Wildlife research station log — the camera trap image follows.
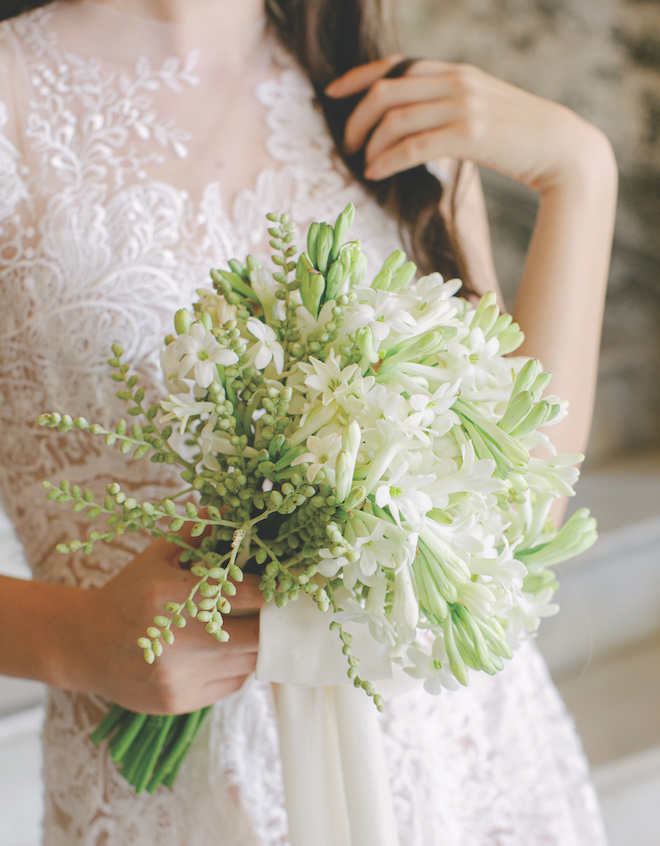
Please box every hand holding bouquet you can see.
[38,204,596,792]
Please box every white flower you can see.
[408,382,460,433]
[246,317,284,374]
[291,432,342,484]
[250,266,283,323]
[299,350,360,406]
[468,542,527,591]
[194,289,238,326]
[160,394,215,435]
[352,289,417,342]
[340,515,410,590]
[422,442,503,509]
[509,587,559,636]
[295,300,336,341]
[409,272,461,301]
[160,340,191,393]
[164,323,238,389]
[405,638,461,694]
[392,564,419,632]
[375,461,433,529]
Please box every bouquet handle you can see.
[273,683,400,846]
[258,597,402,846]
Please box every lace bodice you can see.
[0,6,607,845]
[0,1,399,586]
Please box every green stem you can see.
[146,714,195,794]
[108,712,148,764]
[89,703,126,745]
[120,716,163,786]
[161,707,212,788]
[133,715,175,794]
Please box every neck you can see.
[84,0,269,65]
[92,0,266,28]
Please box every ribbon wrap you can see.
[256,595,404,846]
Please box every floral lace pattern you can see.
[0,5,607,844]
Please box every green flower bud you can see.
[390,261,417,292]
[316,223,335,274]
[146,626,161,639]
[498,391,534,434]
[255,548,268,565]
[306,221,321,265]
[330,203,355,264]
[174,308,193,335]
[371,267,392,291]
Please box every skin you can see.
[0,11,617,714]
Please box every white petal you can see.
[253,343,273,370]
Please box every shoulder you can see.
[0,3,56,69]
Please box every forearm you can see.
[513,128,618,457]
[0,574,90,688]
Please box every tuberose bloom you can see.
[163,322,238,389]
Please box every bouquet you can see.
[38,204,597,794]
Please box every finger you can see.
[325,54,404,98]
[365,126,461,181]
[168,674,253,714]
[205,651,257,684]
[219,614,260,652]
[184,650,258,685]
[198,675,251,706]
[159,610,259,655]
[365,99,461,165]
[401,59,453,77]
[344,76,454,154]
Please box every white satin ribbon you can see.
[256,595,404,846]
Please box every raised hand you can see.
[326,55,612,193]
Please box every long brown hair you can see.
[266,0,471,290]
[3,0,471,290]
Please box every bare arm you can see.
[512,138,617,457]
[448,143,616,458]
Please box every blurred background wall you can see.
[401,0,660,461]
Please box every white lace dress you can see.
[0,4,608,844]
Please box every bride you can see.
[0,0,616,843]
